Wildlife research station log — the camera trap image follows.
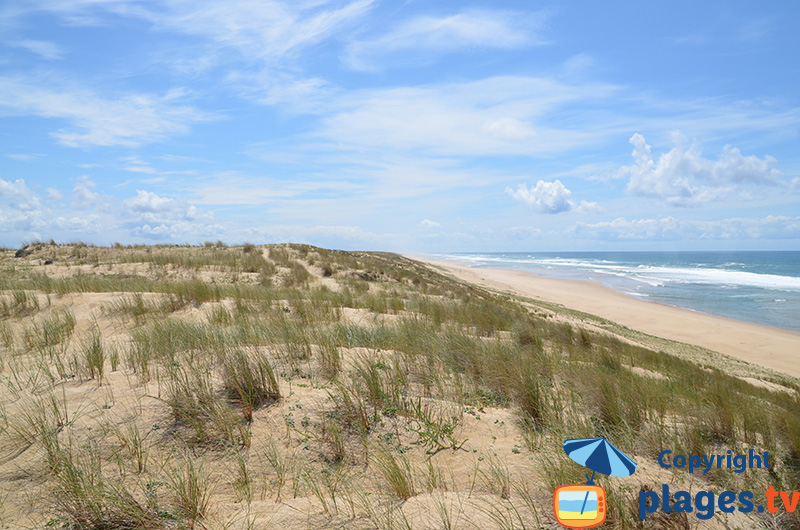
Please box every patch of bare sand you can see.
[412,256,800,380]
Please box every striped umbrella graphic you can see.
[563,437,637,514]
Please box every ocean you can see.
[432,251,800,332]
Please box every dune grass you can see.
[0,242,798,529]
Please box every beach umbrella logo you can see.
[553,437,637,529]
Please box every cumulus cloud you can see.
[507,180,573,213]
[0,176,225,245]
[0,178,40,210]
[0,178,102,238]
[71,177,110,210]
[124,190,178,213]
[506,180,597,214]
[124,190,213,224]
[45,187,63,201]
[129,220,226,240]
[623,133,782,206]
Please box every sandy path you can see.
[412,256,800,379]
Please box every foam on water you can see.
[432,251,800,331]
[629,266,800,290]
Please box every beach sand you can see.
[413,256,800,380]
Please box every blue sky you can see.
[1,0,799,251]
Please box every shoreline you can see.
[410,255,800,380]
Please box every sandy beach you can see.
[413,256,800,380]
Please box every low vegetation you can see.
[0,242,798,529]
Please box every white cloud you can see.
[0,178,40,210]
[419,219,440,228]
[124,190,212,223]
[129,220,226,240]
[45,187,63,201]
[0,179,93,237]
[0,76,215,147]
[506,180,578,214]
[575,200,601,214]
[124,190,177,213]
[0,177,223,244]
[482,117,536,141]
[122,157,158,174]
[141,177,166,184]
[623,133,782,206]
[3,0,373,58]
[504,226,543,239]
[8,39,63,59]
[571,215,800,241]
[3,1,377,112]
[6,153,39,161]
[571,216,680,240]
[240,224,388,248]
[86,0,371,107]
[71,177,109,210]
[321,77,618,157]
[150,0,374,64]
[343,9,544,71]
[0,0,140,28]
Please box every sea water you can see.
[557,490,598,518]
[432,251,800,332]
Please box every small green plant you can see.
[406,398,467,453]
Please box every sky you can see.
[1,0,799,252]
